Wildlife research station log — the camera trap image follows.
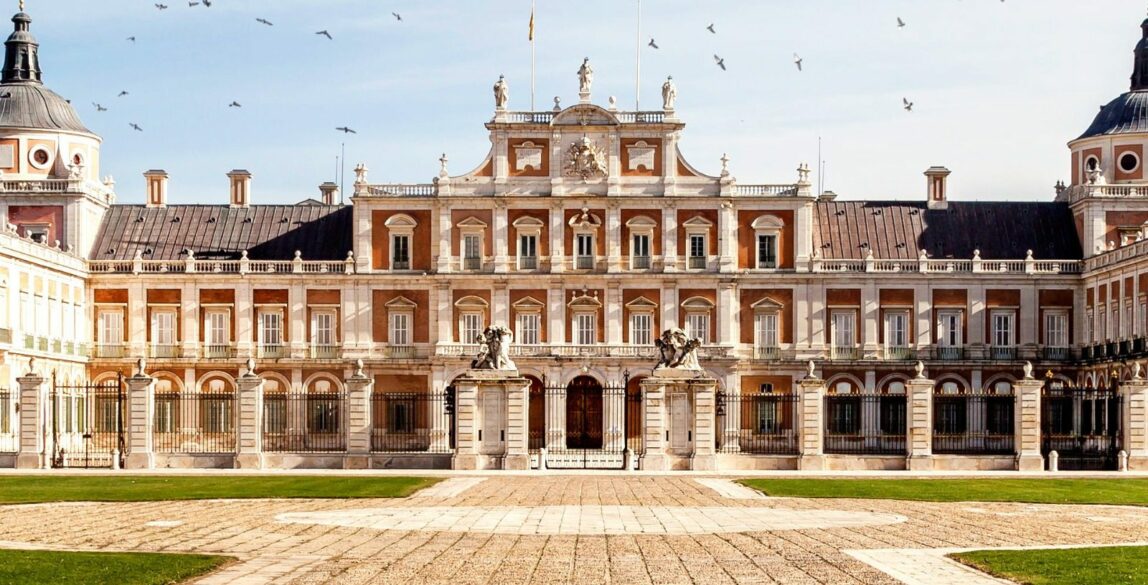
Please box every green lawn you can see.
[0,549,232,585]
[0,476,439,504]
[739,479,1148,506]
[951,546,1148,585]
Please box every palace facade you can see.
[1,8,1146,471]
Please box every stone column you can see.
[549,206,565,273]
[1120,377,1148,470]
[906,374,934,471]
[662,206,678,272]
[124,363,156,470]
[797,374,826,471]
[691,377,718,470]
[504,375,531,470]
[1014,374,1044,471]
[344,363,373,469]
[234,361,265,469]
[15,367,47,469]
[639,375,668,471]
[451,376,479,469]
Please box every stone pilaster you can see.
[639,377,668,470]
[451,377,479,469]
[124,371,156,470]
[906,377,934,471]
[15,372,47,469]
[1120,379,1148,470]
[691,378,718,470]
[1014,377,1044,471]
[797,376,825,471]
[504,376,531,470]
[234,368,265,469]
[343,369,373,469]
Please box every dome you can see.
[0,82,91,134]
[1076,91,1148,141]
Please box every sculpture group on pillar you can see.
[471,325,517,371]
[654,327,702,371]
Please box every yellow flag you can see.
[528,7,535,41]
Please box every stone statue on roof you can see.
[662,76,676,110]
[577,57,593,96]
[493,75,508,110]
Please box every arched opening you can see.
[526,375,545,450]
[566,375,603,449]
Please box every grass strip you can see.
[951,546,1148,585]
[739,478,1148,506]
[0,549,232,585]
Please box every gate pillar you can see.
[1014,372,1044,471]
[15,362,47,469]
[906,373,935,471]
[452,369,530,470]
[344,361,373,470]
[797,373,826,471]
[234,360,265,469]
[1120,377,1148,470]
[691,378,718,471]
[638,376,668,471]
[124,360,156,470]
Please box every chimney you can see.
[228,170,252,208]
[319,182,339,206]
[144,169,168,208]
[925,166,951,210]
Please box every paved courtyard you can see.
[1,476,1147,584]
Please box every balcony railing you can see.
[149,344,181,359]
[93,343,126,358]
[754,346,780,361]
[203,344,236,359]
[1042,346,1071,361]
[936,346,965,361]
[258,344,288,359]
[311,344,340,359]
[687,256,706,270]
[385,345,421,359]
[575,256,594,270]
[989,346,1017,360]
[463,257,482,271]
[830,346,860,361]
[392,260,410,270]
[631,256,651,270]
[884,346,914,361]
[519,256,538,270]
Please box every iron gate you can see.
[542,376,632,469]
[1041,384,1123,471]
[51,375,125,469]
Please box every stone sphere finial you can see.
[914,361,926,379]
[136,358,147,377]
[245,357,257,377]
[354,358,365,378]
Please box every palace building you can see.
[0,8,1146,471]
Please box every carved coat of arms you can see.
[564,137,607,179]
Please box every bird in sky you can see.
[117,91,129,97]
[229,101,241,108]
[154,3,167,9]
[203,0,212,6]
[392,12,402,21]
[335,126,357,134]
[189,1,199,6]
[897,17,906,29]
[126,36,136,43]
[316,30,333,40]
[256,18,273,26]
[903,97,914,112]
[793,53,803,71]
[130,123,143,132]
[713,54,726,71]
[92,102,107,112]
[648,38,658,49]
[706,23,716,34]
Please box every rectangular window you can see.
[1044,311,1068,348]
[1140,299,1147,337]
[1124,303,1133,339]
[991,311,1015,347]
[519,234,537,270]
[685,313,710,342]
[756,313,779,348]
[461,313,482,344]
[631,313,652,346]
[632,234,651,269]
[1098,307,1107,341]
[574,313,596,345]
[463,234,481,270]
[517,313,540,345]
[884,311,908,347]
[205,310,229,346]
[831,311,855,349]
[312,311,335,346]
[756,234,777,269]
[1087,311,1095,343]
[688,234,706,269]
[258,311,283,358]
[1110,306,1118,340]
[97,310,123,344]
[936,310,962,346]
[576,234,594,269]
[151,310,175,346]
[389,312,409,346]
[391,235,410,270]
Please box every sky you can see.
[18,0,1148,205]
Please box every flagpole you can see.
[635,0,642,110]
[530,0,536,111]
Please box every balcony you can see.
[0,328,9,344]
[311,344,341,359]
[631,255,651,270]
[392,260,410,271]
[203,344,236,359]
[754,346,780,361]
[149,344,181,359]
[830,346,860,361]
[93,344,126,359]
[258,344,288,359]
[463,257,482,271]
[936,346,965,361]
[575,256,594,270]
[518,256,538,270]
[1042,346,1071,361]
[687,256,706,270]
[883,346,914,361]
[989,346,1017,361]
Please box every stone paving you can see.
[0,475,1145,584]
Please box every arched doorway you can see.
[566,376,603,449]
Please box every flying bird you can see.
[903,97,914,112]
[189,1,199,6]
[793,53,803,71]
[92,102,107,112]
[392,12,402,21]
[897,17,906,28]
[706,23,716,34]
[229,101,241,108]
[648,38,658,49]
[126,36,136,43]
[335,126,357,134]
[117,91,129,97]
[203,0,212,6]
[154,3,167,9]
[315,30,333,40]
[255,18,273,26]
[713,54,726,71]
[129,123,143,132]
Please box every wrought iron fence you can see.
[932,392,1015,455]
[824,394,906,455]
[370,392,452,452]
[718,392,799,455]
[262,392,347,452]
[51,377,125,469]
[153,392,237,453]
[0,388,14,452]
[1041,385,1123,470]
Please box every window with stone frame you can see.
[751,215,784,270]
[454,295,488,344]
[1043,310,1069,348]
[682,216,712,271]
[681,296,715,342]
[568,290,602,345]
[257,308,285,357]
[626,215,657,271]
[149,307,178,357]
[96,307,124,356]
[512,296,545,346]
[457,216,488,271]
[567,208,602,271]
[512,216,544,271]
[625,296,658,346]
[990,310,1015,347]
[384,214,417,271]
[384,296,416,347]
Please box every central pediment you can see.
[551,104,620,127]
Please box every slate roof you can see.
[90,204,353,261]
[813,201,1083,260]
[0,83,91,134]
[1077,91,1148,140]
